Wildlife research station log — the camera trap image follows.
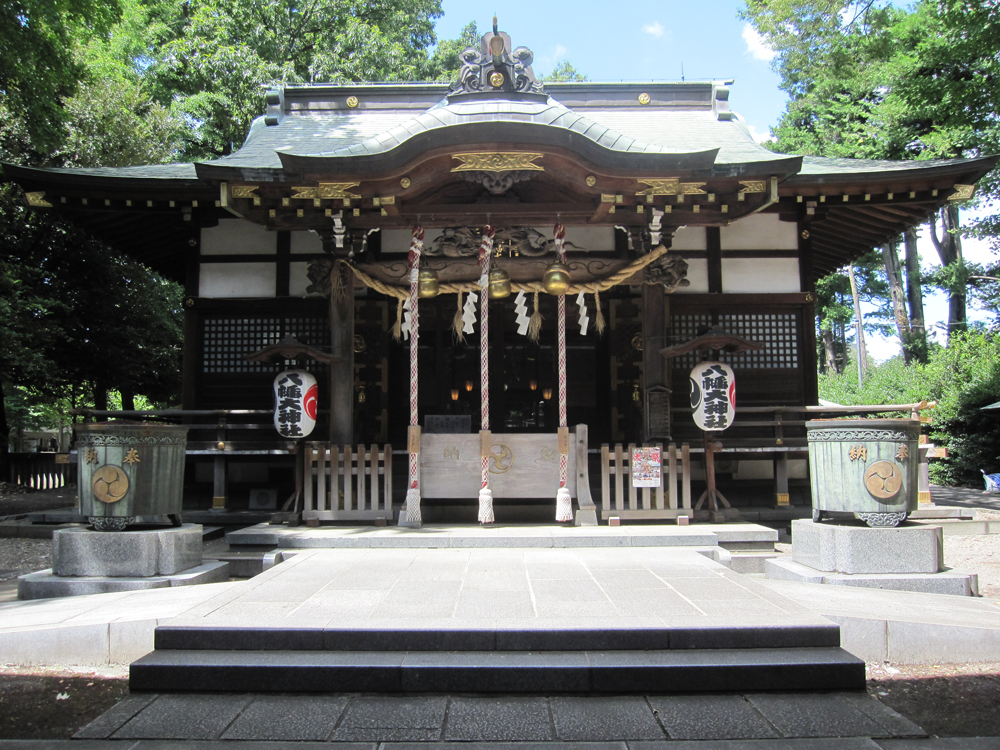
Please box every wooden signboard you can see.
[421,432,576,498]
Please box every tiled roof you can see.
[796,155,980,175]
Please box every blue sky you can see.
[433,1,785,141]
[432,2,995,359]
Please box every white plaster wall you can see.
[199,263,276,297]
[290,261,324,297]
[673,258,709,293]
[722,258,800,293]
[291,230,323,255]
[790,459,807,479]
[670,226,707,250]
[720,213,798,250]
[201,220,275,255]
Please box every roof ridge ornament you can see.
[449,17,544,97]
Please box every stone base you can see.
[53,524,203,577]
[574,508,598,527]
[17,561,230,600]
[792,519,942,575]
[765,557,978,597]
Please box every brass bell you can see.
[417,268,440,298]
[488,266,512,299]
[542,260,571,295]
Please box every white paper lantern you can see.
[273,370,318,438]
[690,361,736,432]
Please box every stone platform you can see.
[132,544,864,694]
[765,519,979,596]
[18,524,230,600]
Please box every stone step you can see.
[728,551,781,575]
[130,646,865,694]
[153,621,841,653]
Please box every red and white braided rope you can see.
[479,226,494,490]
[554,224,569,489]
[408,226,423,496]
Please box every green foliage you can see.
[539,61,588,82]
[424,21,480,81]
[0,0,124,158]
[818,331,1000,487]
[143,0,445,158]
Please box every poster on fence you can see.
[631,446,662,488]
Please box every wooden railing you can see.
[302,443,393,522]
[600,443,692,520]
[7,453,75,490]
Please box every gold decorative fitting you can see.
[126,200,132,206]
[25,192,52,207]
[721,205,728,213]
[296,209,304,218]
[400,177,411,189]
[631,333,643,351]
[707,193,715,202]
[865,194,871,201]
[842,195,850,202]
[381,208,388,216]
[292,183,362,200]
[635,179,679,196]
[104,199,110,207]
[776,493,790,505]
[92,465,129,504]
[681,183,707,194]
[638,93,651,105]
[353,334,367,353]
[805,292,815,302]
[253,197,261,206]
[268,209,276,218]
[372,197,380,206]
[887,192,894,200]
[614,194,623,204]
[146,200,153,207]
[801,230,810,240]
[282,197,290,206]
[739,180,767,194]
[343,199,351,207]
[864,461,904,499]
[325,209,332,217]
[585,175,597,187]
[819,195,826,203]
[489,71,505,88]
[692,205,700,213]
[601,194,615,203]
[184,298,195,308]
[346,96,359,108]
[417,268,440,298]
[451,152,544,173]
[608,206,616,213]
[637,205,644,214]
[192,200,199,208]
[353,208,360,216]
[313,199,321,208]
[949,184,975,201]
[381,196,396,205]
[81,198,88,205]
[488,266,512,299]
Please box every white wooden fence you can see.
[302,443,393,522]
[600,443,691,520]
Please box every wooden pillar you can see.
[329,265,355,446]
[642,284,667,391]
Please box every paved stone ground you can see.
[72,690,923,743]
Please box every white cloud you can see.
[553,43,567,60]
[747,124,775,144]
[742,23,776,61]
[642,21,665,38]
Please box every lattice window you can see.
[202,315,330,374]
[668,312,799,370]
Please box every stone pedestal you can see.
[765,519,978,596]
[18,524,228,600]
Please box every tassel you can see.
[404,487,422,525]
[392,298,404,341]
[478,487,494,524]
[527,291,543,343]
[556,487,573,522]
[594,290,606,335]
[453,291,465,343]
[329,262,345,302]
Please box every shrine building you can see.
[5,22,996,524]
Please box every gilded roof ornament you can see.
[449,18,544,97]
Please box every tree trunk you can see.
[882,240,912,363]
[92,381,109,413]
[120,388,135,413]
[904,227,928,363]
[822,327,840,374]
[0,381,9,481]
[930,204,966,341]
[848,264,868,385]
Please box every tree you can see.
[540,61,588,82]
[143,0,445,158]
[424,21,480,81]
[0,0,123,159]
[743,0,1000,338]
